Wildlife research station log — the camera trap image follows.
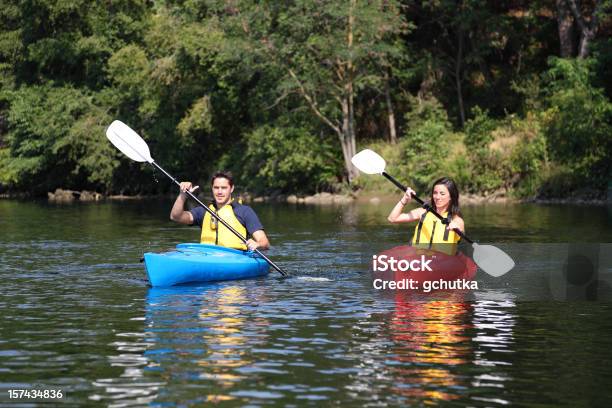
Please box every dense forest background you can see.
[0,0,610,199]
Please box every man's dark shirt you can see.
[190,202,264,235]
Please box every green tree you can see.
[542,57,611,188]
[0,84,116,192]
[224,124,340,194]
[0,0,149,194]
[406,0,557,125]
[399,96,453,191]
[13,0,148,87]
[206,0,407,182]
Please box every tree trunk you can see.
[556,0,576,57]
[278,0,363,183]
[287,65,358,183]
[341,94,358,182]
[418,60,435,100]
[340,97,357,182]
[578,32,594,58]
[455,31,466,127]
[566,0,600,58]
[347,94,357,181]
[384,68,397,144]
[343,0,358,182]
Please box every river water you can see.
[1,199,612,407]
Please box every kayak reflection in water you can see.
[389,291,473,402]
[170,171,270,251]
[387,177,464,256]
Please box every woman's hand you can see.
[446,219,463,233]
[400,188,416,206]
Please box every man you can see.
[170,171,270,251]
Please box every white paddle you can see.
[106,120,288,277]
[351,149,515,277]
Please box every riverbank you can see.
[8,188,602,206]
[243,189,612,206]
[2,187,610,205]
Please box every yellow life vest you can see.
[411,210,460,255]
[200,202,247,250]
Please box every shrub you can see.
[397,97,455,191]
[456,107,506,194]
[541,58,612,191]
[0,84,117,193]
[507,115,548,197]
[222,125,341,194]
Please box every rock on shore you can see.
[48,189,103,202]
[246,192,355,205]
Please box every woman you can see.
[387,177,464,255]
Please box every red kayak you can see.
[372,245,477,292]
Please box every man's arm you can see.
[239,205,269,250]
[170,182,198,225]
[248,230,270,251]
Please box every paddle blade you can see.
[472,244,515,277]
[106,120,153,163]
[351,149,386,175]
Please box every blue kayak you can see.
[143,243,270,287]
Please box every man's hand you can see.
[246,239,260,251]
[170,181,197,225]
[179,181,199,195]
[247,231,270,251]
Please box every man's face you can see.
[211,177,234,206]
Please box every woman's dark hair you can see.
[430,177,461,218]
[210,171,234,186]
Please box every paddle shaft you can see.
[151,161,288,276]
[382,171,474,244]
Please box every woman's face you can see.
[432,184,451,211]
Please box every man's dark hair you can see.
[210,171,234,186]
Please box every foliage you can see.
[203,0,408,181]
[464,107,497,149]
[0,1,611,199]
[459,107,506,193]
[221,124,341,194]
[397,97,453,192]
[447,113,547,198]
[541,57,612,190]
[508,116,548,197]
[0,84,118,192]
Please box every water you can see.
[1,199,612,406]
